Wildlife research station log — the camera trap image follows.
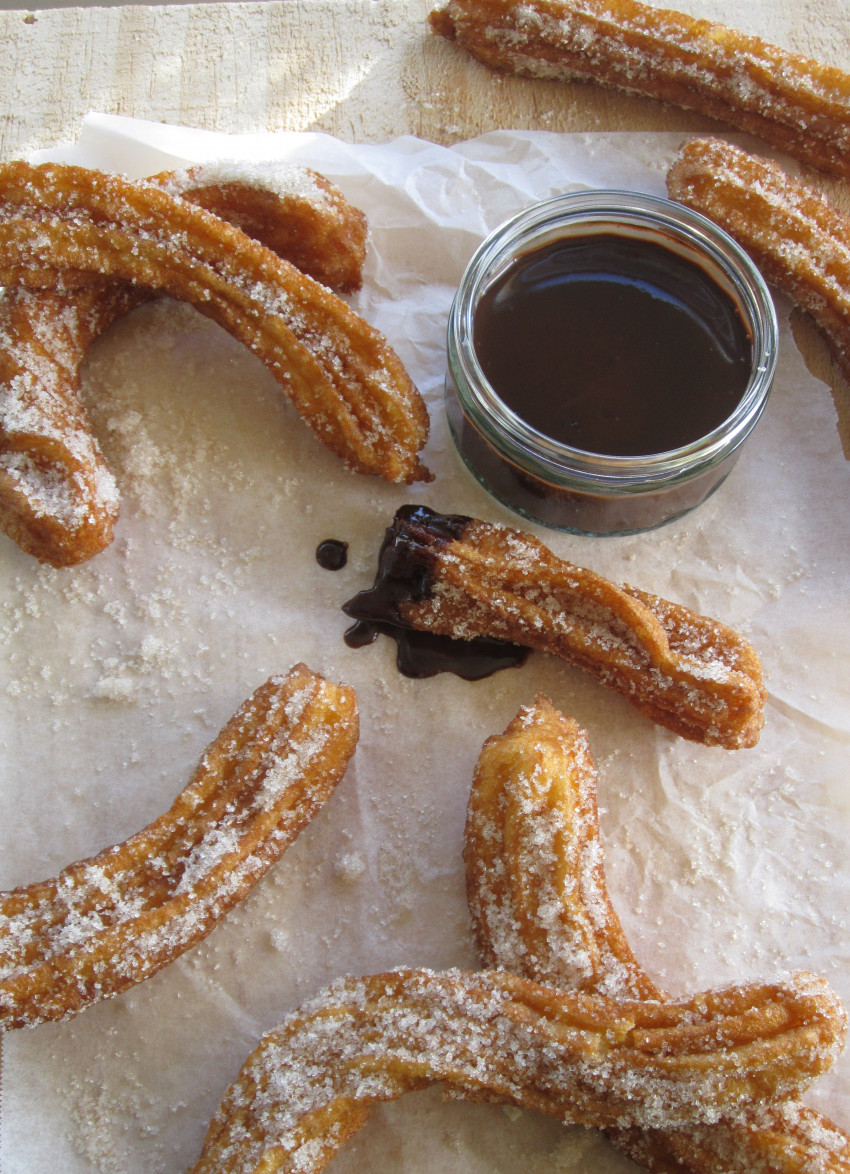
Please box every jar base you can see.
[447,405,735,536]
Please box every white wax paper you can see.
[0,113,848,1172]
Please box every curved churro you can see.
[429,0,850,179]
[0,161,430,502]
[467,696,850,1173]
[0,281,139,565]
[667,136,850,391]
[0,664,358,1029]
[466,694,664,1001]
[0,160,376,566]
[191,965,844,1174]
[343,505,766,749]
[155,162,368,294]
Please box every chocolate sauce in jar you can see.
[472,233,753,457]
[342,505,528,681]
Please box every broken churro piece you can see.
[466,695,850,1173]
[0,664,358,1029]
[343,506,766,749]
[668,136,850,394]
[429,0,850,178]
[191,965,845,1173]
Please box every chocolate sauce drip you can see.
[316,539,349,571]
[342,505,528,681]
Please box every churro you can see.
[465,694,664,1001]
[429,0,850,178]
[668,136,850,390]
[0,281,139,565]
[467,696,850,1173]
[0,161,430,554]
[191,965,844,1173]
[343,505,766,749]
[154,162,368,294]
[0,664,358,1029]
[0,160,378,566]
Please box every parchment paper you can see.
[0,114,848,1173]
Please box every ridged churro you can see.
[429,0,850,178]
[0,664,358,1029]
[0,280,139,565]
[343,506,766,749]
[466,695,665,1001]
[0,161,429,563]
[0,160,378,566]
[191,965,844,1174]
[667,136,850,391]
[466,696,850,1173]
[154,161,368,294]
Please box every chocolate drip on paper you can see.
[342,505,527,680]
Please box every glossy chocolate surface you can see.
[473,233,752,457]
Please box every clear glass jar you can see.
[445,190,778,535]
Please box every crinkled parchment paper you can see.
[0,114,848,1173]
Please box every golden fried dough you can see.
[0,159,394,566]
[430,0,850,178]
[668,136,850,392]
[343,506,766,748]
[0,281,141,565]
[155,162,368,294]
[466,694,664,1001]
[0,162,430,555]
[467,696,850,1174]
[191,965,844,1173]
[0,664,358,1029]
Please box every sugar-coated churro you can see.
[343,505,766,749]
[0,161,429,566]
[466,695,850,1173]
[668,136,850,393]
[430,0,850,178]
[154,161,368,294]
[0,664,358,1029]
[0,160,379,566]
[466,694,665,1001]
[0,281,139,565]
[191,964,844,1174]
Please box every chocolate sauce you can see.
[473,233,752,457]
[316,539,349,571]
[342,505,528,681]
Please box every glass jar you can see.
[445,190,778,535]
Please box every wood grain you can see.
[3,0,850,160]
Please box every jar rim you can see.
[447,189,778,495]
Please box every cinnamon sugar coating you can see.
[0,162,374,567]
[0,161,430,566]
[154,162,368,295]
[358,507,765,748]
[0,664,358,1029]
[466,694,665,1001]
[466,696,850,1173]
[430,0,850,178]
[0,281,140,565]
[191,965,844,1173]
[668,136,850,393]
